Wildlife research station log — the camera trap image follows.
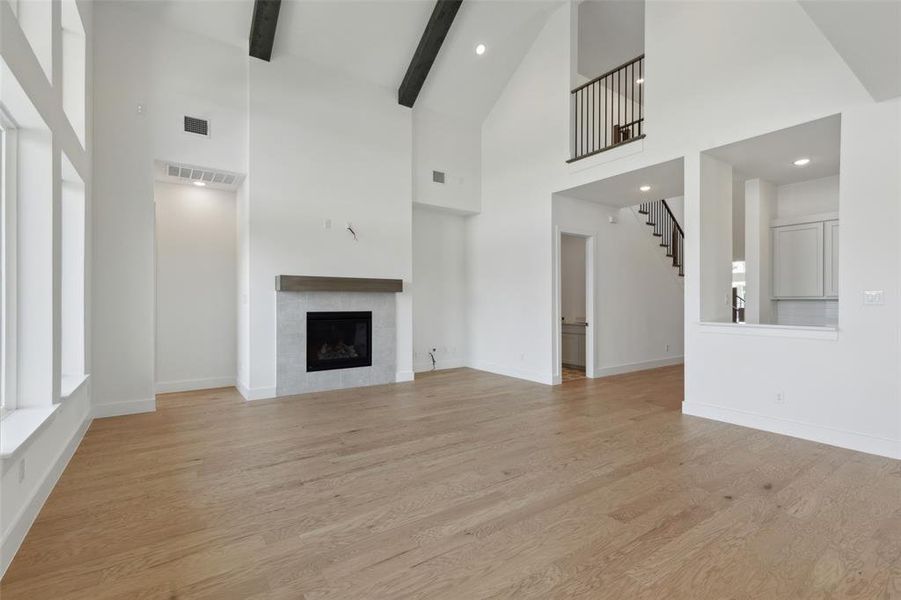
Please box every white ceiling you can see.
[558,158,684,208]
[800,0,901,102]
[125,0,254,49]
[705,115,841,186]
[133,0,559,124]
[417,1,560,121]
[273,1,434,90]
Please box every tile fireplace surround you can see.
[275,276,402,396]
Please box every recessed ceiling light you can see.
[192,181,207,187]
[475,43,486,56]
[793,158,811,167]
[639,185,651,192]
[636,77,645,84]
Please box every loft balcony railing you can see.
[568,54,644,163]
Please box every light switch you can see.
[863,290,884,305]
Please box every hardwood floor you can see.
[561,365,586,382]
[2,366,900,599]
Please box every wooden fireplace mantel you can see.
[275,275,403,293]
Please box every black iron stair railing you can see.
[568,55,645,163]
[638,199,684,277]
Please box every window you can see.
[61,0,86,146]
[0,109,18,419]
[61,154,85,386]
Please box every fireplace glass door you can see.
[306,311,372,372]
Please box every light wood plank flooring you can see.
[2,366,900,599]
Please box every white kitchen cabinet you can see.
[824,220,839,298]
[772,222,824,298]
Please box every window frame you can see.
[1,106,19,420]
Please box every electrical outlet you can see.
[18,459,25,483]
[665,343,670,352]
[863,290,884,305]
[323,219,332,229]
[775,392,785,405]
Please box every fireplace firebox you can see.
[306,311,372,372]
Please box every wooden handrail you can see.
[571,54,645,94]
[661,199,683,237]
[638,199,684,278]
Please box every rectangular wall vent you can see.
[165,162,242,189]
[432,170,445,184]
[183,116,209,137]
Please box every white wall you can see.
[776,174,839,218]
[686,99,901,459]
[577,0,644,80]
[639,1,900,458]
[242,52,413,398]
[412,206,467,372]
[560,234,586,322]
[470,0,899,458]
[732,176,745,260]
[92,1,247,414]
[699,154,733,322]
[236,176,250,394]
[744,178,775,324]
[154,182,236,393]
[468,3,572,384]
[555,195,683,376]
[412,106,480,215]
[92,2,420,404]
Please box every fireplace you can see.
[306,311,372,372]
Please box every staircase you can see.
[638,200,684,277]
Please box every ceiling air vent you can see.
[164,162,242,189]
[432,170,445,184]
[183,115,209,137]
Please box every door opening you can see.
[560,234,589,382]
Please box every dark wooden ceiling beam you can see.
[249,0,282,62]
[398,0,463,108]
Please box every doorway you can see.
[559,233,592,382]
[154,180,238,394]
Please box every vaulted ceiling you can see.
[134,0,559,124]
[800,0,901,102]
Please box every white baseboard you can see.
[591,356,684,378]
[1,411,92,578]
[469,361,554,385]
[395,370,415,383]
[413,358,467,373]
[92,398,156,419]
[236,380,276,401]
[155,377,235,394]
[682,401,901,460]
